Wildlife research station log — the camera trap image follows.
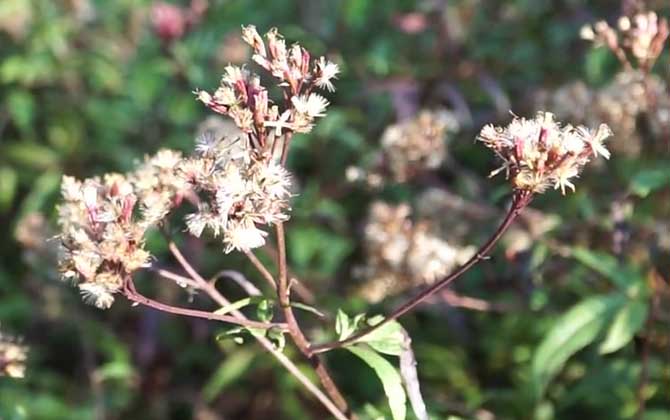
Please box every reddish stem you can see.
[274,222,352,416]
[309,191,532,355]
[122,278,286,331]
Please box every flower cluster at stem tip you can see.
[478,111,612,194]
[196,25,339,153]
[56,26,338,309]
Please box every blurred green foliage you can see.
[1,0,669,419]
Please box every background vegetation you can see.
[0,0,668,419]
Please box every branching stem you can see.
[122,278,285,331]
[274,222,352,416]
[164,242,350,420]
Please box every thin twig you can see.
[123,278,285,331]
[310,191,532,355]
[210,269,262,297]
[167,242,349,420]
[151,267,200,289]
[281,131,293,166]
[244,250,278,290]
[436,289,514,313]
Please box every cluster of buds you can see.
[478,112,612,194]
[197,26,339,155]
[181,132,292,253]
[581,11,669,71]
[0,332,27,378]
[355,202,473,303]
[57,175,152,309]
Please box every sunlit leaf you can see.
[357,315,407,356]
[256,298,274,322]
[348,345,407,420]
[532,293,625,399]
[7,90,34,132]
[630,167,670,198]
[213,297,252,316]
[203,349,256,402]
[0,166,18,212]
[599,299,648,354]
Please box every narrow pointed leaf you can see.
[599,299,648,354]
[532,293,625,399]
[348,345,407,420]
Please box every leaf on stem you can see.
[347,345,407,420]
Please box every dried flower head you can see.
[180,134,292,253]
[131,149,190,226]
[0,332,27,378]
[478,112,612,194]
[535,70,669,157]
[57,175,152,309]
[355,201,473,303]
[581,11,669,70]
[355,109,459,186]
[197,26,339,154]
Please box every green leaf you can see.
[531,293,625,399]
[203,349,256,402]
[7,90,35,132]
[358,315,407,356]
[335,310,366,341]
[18,170,61,218]
[213,297,253,316]
[256,298,274,323]
[5,142,60,169]
[571,247,640,290]
[0,166,18,212]
[266,327,286,352]
[287,225,353,276]
[599,299,648,354]
[348,345,407,420]
[335,309,351,339]
[630,167,670,197]
[643,410,670,420]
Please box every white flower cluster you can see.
[478,112,611,194]
[57,175,152,309]
[181,133,292,253]
[197,26,339,153]
[56,27,334,310]
[131,149,189,226]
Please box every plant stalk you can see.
[310,191,532,355]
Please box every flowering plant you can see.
[53,26,613,419]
